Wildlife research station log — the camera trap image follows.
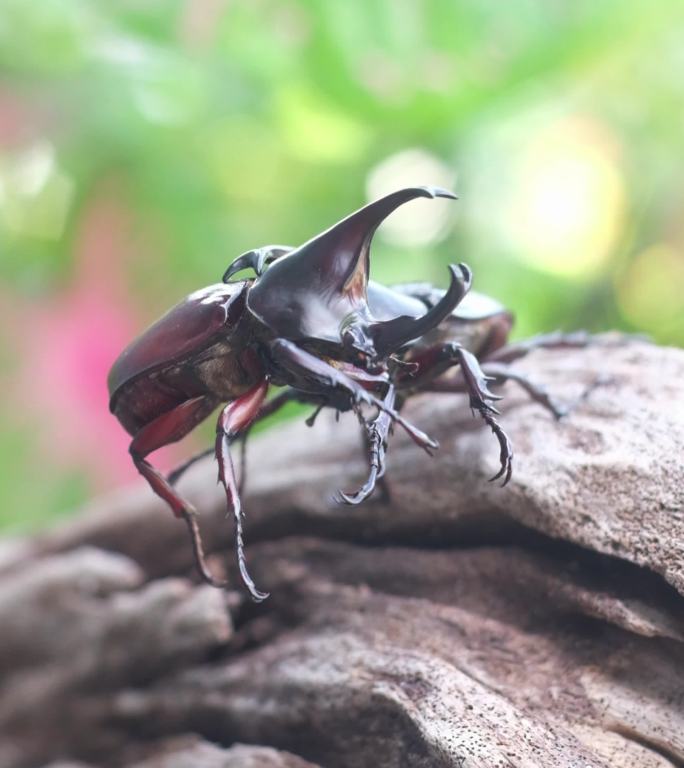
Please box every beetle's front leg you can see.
[399,342,513,485]
[269,338,437,454]
[215,380,270,602]
[335,385,395,505]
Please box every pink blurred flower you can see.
[10,190,185,490]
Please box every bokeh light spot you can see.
[616,242,684,340]
[366,148,456,246]
[0,141,74,240]
[279,85,369,163]
[505,117,625,279]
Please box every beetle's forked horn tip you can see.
[223,251,257,283]
[421,185,458,201]
[451,262,472,289]
[223,245,292,283]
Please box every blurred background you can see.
[1,0,683,532]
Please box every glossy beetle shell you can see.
[108,282,248,409]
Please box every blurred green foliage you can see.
[0,0,683,530]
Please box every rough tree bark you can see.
[0,340,682,768]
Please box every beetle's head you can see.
[339,313,382,371]
[239,186,465,366]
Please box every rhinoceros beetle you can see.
[109,186,586,601]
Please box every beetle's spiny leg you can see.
[416,344,514,483]
[484,330,594,365]
[270,338,438,454]
[336,387,394,506]
[482,364,610,421]
[335,426,386,505]
[478,408,513,486]
[456,345,503,404]
[181,508,228,589]
[214,433,268,602]
[481,363,567,420]
[237,429,250,497]
[127,397,232,588]
[168,447,215,486]
[215,382,270,603]
[170,388,311,490]
[233,497,266,603]
[134,454,228,588]
[455,347,513,484]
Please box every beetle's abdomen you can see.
[111,345,263,437]
[112,382,179,436]
[110,368,207,436]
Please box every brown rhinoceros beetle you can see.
[109,186,584,600]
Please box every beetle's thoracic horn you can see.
[369,263,472,356]
[310,185,457,301]
[245,186,457,343]
[223,245,293,283]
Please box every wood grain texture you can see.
[1,340,682,768]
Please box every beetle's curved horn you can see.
[308,185,457,301]
[246,187,457,343]
[369,263,472,356]
[223,245,293,283]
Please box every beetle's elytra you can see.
[108,186,578,600]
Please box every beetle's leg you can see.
[269,338,437,454]
[215,380,270,602]
[168,447,214,486]
[168,386,323,489]
[430,362,567,420]
[481,362,608,420]
[128,396,226,588]
[480,363,568,419]
[399,342,513,485]
[484,331,593,365]
[235,387,329,495]
[335,385,395,505]
[236,431,249,498]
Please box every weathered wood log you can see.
[0,340,682,768]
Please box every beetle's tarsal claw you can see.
[335,454,382,505]
[480,409,513,486]
[182,509,229,589]
[336,489,366,506]
[235,522,269,602]
[334,490,359,506]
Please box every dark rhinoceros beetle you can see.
[109,186,583,600]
